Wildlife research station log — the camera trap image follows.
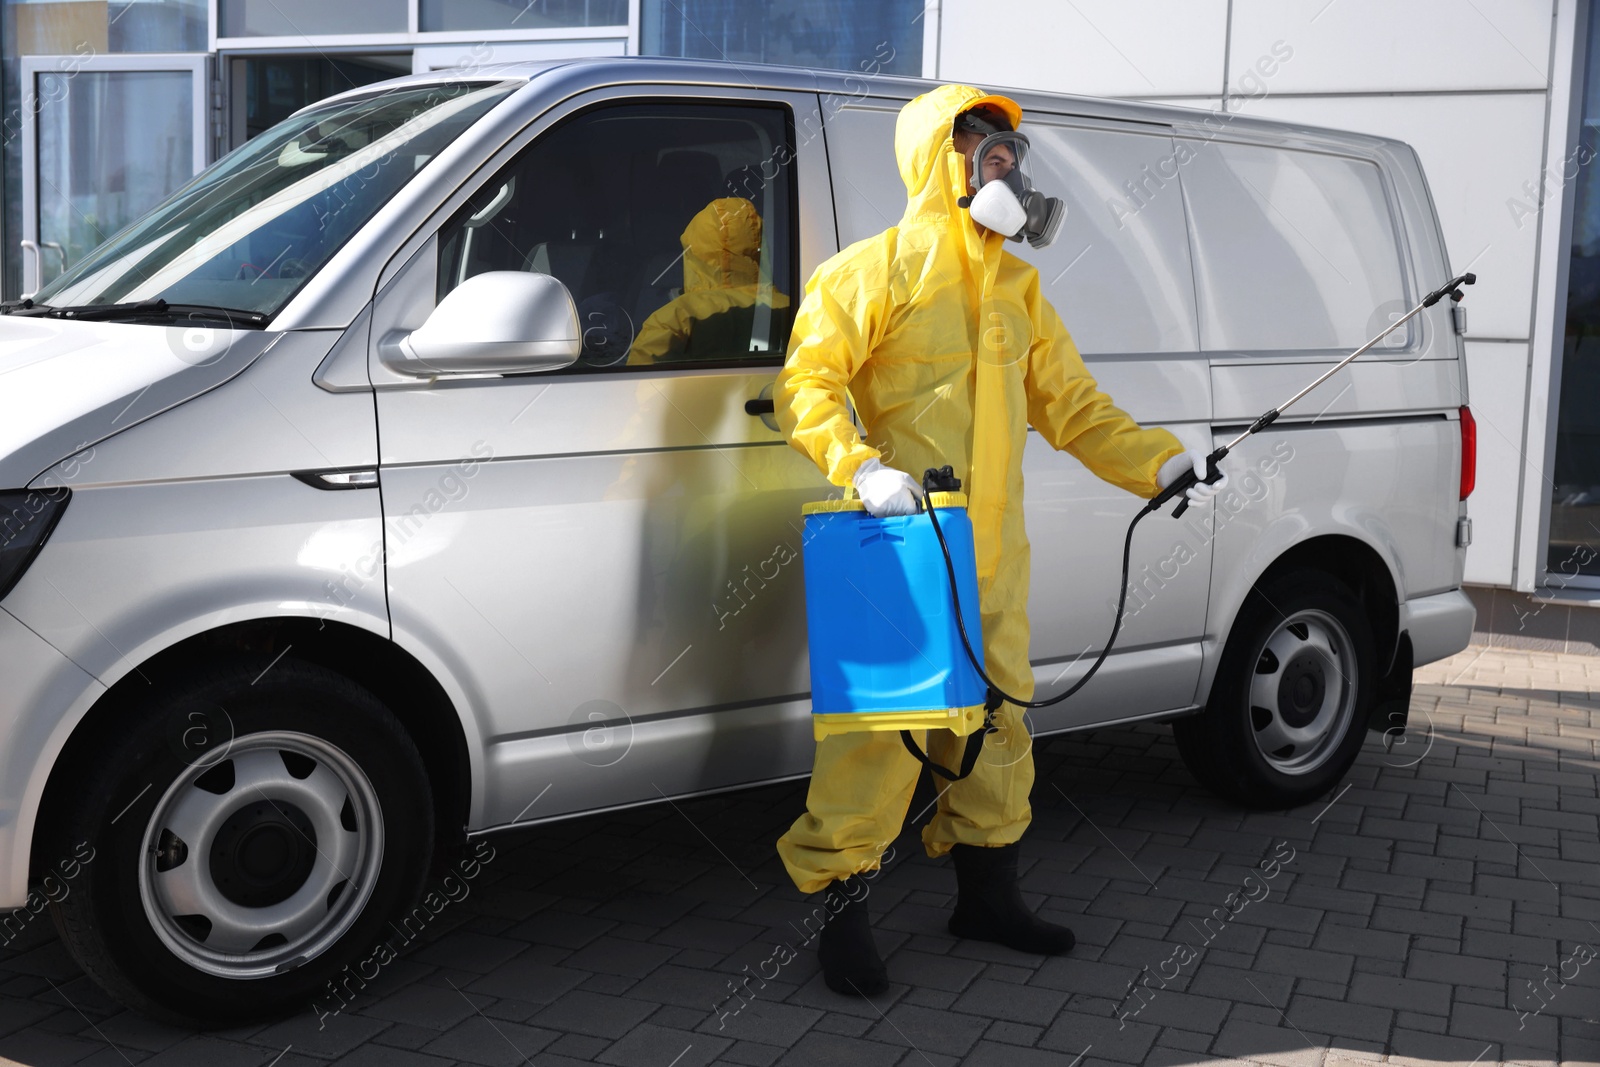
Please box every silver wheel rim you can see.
[1246,608,1358,776]
[137,731,384,979]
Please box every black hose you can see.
[924,487,1163,709]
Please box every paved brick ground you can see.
[0,643,1595,1067]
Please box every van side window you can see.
[436,101,796,372]
[826,106,1200,355]
[1179,142,1408,352]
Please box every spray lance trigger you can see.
[1148,445,1231,519]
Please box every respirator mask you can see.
[954,109,1066,249]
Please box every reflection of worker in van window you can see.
[772,85,1229,997]
[626,197,790,365]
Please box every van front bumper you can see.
[0,606,102,909]
[1403,588,1477,667]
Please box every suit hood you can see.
[894,84,1023,226]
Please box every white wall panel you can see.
[1229,0,1553,94]
[1231,92,1547,341]
[1463,340,1531,586]
[938,0,1227,98]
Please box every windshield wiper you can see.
[36,298,268,327]
[0,298,54,316]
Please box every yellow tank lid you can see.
[801,491,967,515]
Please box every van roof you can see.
[305,55,1406,158]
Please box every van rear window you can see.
[1180,142,1409,353]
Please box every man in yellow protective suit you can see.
[773,84,1228,996]
[626,196,790,365]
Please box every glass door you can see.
[1549,11,1600,585]
[19,53,209,296]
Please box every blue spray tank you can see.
[800,484,988,743]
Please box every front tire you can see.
[46,658,433,1025]
[1175,573,1376,808]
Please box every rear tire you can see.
[45,657,433,1026]
[1175,572,1376,809]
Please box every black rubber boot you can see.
[816,875,888,996]
[947,843,1075,955]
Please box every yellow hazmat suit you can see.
[774,84,1185,894]
[628,197,790,365]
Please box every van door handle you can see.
[744,398,775,416]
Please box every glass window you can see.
[827,106,1199,355]
[421,0,626,32]
[9,0,206,52]
[220,0,407,37]
[437,101,796,373]
[234,55,412,144]
[641,0,922,77]
[34,81,517,318]
[1548,9,1600,578]
[35,70,195,291]
[1181,142,1408,352]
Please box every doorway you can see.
[18,53,209,296]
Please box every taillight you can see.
[1459,405,1476,500]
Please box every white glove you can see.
[853,457,923,517]
[1157,448,1230,505]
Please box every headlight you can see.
[0,488,71,602]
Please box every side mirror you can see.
[379,270,580,377]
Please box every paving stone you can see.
[1255,944,1354,985]
[1448,1001,1559,1053]
[813,1013,873,1037]
[654,916,766,955]
[418,1016,561,1066]
[863,1002,987,1057]
[1389,1028,1500,1067]
[1211,1018,1330,1067]
[1190,963,1293,1008]
[1348,973,1452,1017]
[562,935,677,979]
[250,1009,390,1059]
[899,987,963,1017]
[773,1030,905,1065]
[1038,1008,1161,1062]
[1341,869,1427,899]
[881,948,984,993]
[1288,995,1392,1042]
[1031,956,1144,998]
[1406,949,1506,990]
[1299,979,1349,1000]
[1312,924,1409,962]
[1122,989,1232,1032]
[971,1042,1115,1066]
[506,909,617,949]
[464,952,589,1004]
[360,980,483,1031]
[410,931,527,975]
[721,1039,786,1066]
[950,977,1068,1027]
[694,997,820,1047]
[986,1020,1046,1046]
[371,1021,440,1050]
[530,990,657,1039]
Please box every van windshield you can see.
[31,80,517,321]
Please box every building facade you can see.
[0,0,1592,617]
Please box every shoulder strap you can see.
[898,690,1002,782]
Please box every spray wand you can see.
[922,272,1476,717]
